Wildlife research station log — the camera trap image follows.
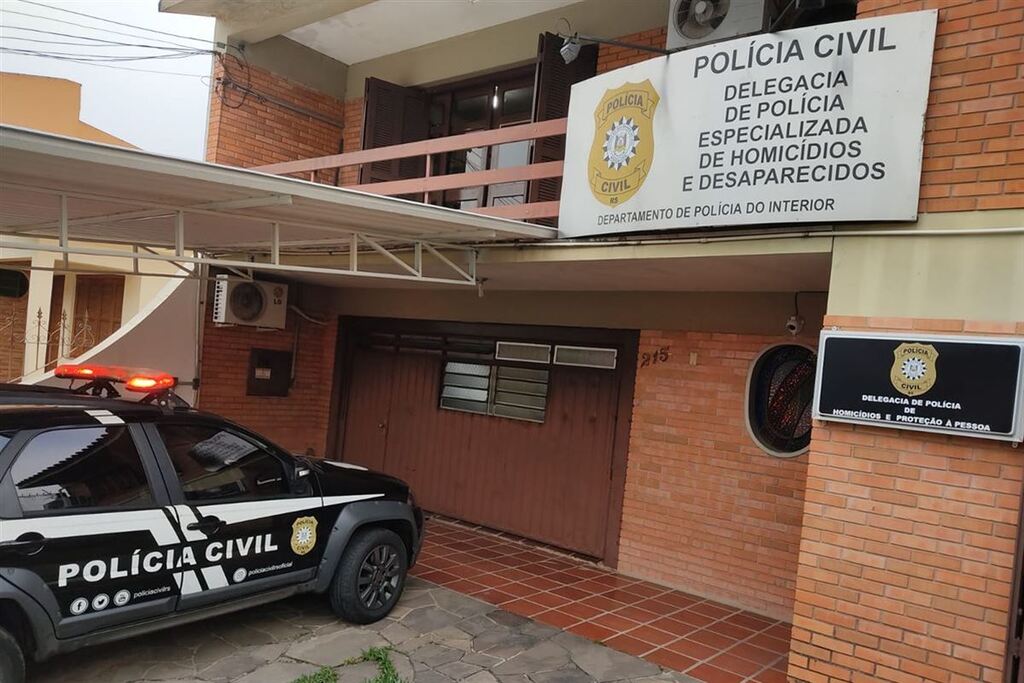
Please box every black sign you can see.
[815,333,1023,440]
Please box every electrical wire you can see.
[0,28,213,51]
[0,46,210,62]
[0,49,213,81]
[2,35,177,49]
[0,8,213,51]
[1,2,250,108]
[214,52,252,110]
[13,0,218,48]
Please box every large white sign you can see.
[559,11,938,238]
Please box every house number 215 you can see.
[640,347,670,367]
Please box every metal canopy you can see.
[0,126,556,286]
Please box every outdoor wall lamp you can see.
[558,32,673,64]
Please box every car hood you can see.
[296,456,409,502]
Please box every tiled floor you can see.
[412,517,791,683]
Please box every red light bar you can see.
[125,371,176,393]
[55,364,177,392]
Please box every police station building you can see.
[3,0,1022,680]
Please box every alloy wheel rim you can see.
[357,544,400,609]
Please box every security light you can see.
[796,0,827,8]
[560,34,582,64]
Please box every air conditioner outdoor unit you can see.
[667,0,780,50]
[212,276,288,329]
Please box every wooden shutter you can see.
[72,275,124,357]
[360,77,429,185]
[528,32,598,219]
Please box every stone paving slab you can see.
[30,578,694,683]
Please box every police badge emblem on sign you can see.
[890,342,939,397]
[291,516,318,556]
[588,80,660,207]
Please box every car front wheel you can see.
[0,626,25,683]
[329,527,408,624]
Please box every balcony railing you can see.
[253,118,567,222]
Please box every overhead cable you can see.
[0,48,212,79]
[0,46,210,62]
[0,8,214,51]
[13,0,219,48]
[0,26,213,51]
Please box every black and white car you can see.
[0,365,423,683]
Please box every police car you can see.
[0,365,423,683]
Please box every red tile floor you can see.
[411,517,791,683]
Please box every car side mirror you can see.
[289,464,313,495]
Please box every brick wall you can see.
[198,301,337,457]
[596,28,669,74]
[617,330,812,621]
[858,0,1024,212]
[787,316,1024,683]
[339,97,364,186]
[207,58,346,184]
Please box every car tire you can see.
[0,626,25,683]
[329,527,408,624]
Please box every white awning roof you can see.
[0,126,555,286]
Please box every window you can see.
[157,424,290,502]
[11,426,153,513]
[746,344,817,457]
[440,361,549,423]
[495,341,551,364]
[553,345,618,369]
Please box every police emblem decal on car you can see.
[291,516,318,556]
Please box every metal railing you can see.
[0,308,95,382]
[253,118,567,222]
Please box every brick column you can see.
[787,317,1024,683]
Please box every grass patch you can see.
[292,647,405,683]
[362,646,404,683]
[293,668,337,683]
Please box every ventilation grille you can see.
[440,361,549,423]
[495,341,551,364]
[553,345,618,369]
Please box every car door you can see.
[145,420,329,611]
[0,422,178,639]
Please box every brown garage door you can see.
[335,318,636,560]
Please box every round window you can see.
[746,344,817,457]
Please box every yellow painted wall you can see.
[827,209,1024,322]
[325,288,826,339]
[0,72,133,147]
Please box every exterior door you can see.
[1006,485,1024,682]
[0,423,177,638]
[339,349,395,472]
[338,321,634,559]
[147,421,324,610]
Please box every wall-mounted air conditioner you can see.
[212,276,288,330]
[667,0,781,50]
